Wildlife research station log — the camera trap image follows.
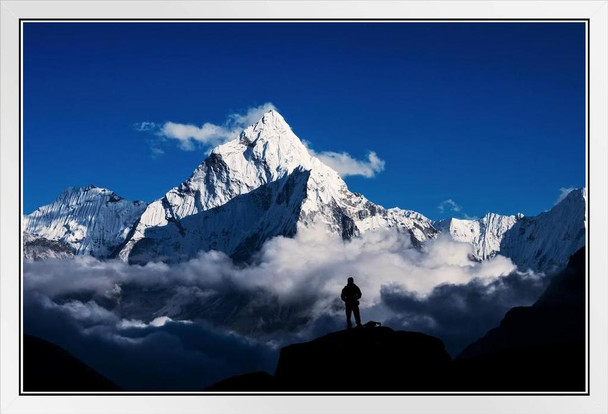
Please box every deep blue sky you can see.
[23,22,586,219]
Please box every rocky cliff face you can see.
[23,232,74,261]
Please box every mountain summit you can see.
[118,110,437,263]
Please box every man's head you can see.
[347,277,354,284]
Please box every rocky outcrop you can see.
[206,326,452,391]
[275,326,451,391]
[23,232,74,260]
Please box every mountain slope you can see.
[434,189,585,272]
[128,168,311,264]
[23,186,147,258]
[119,110,437,263]
[24,334,122,391]
[434,213,521,260]
[453,247,585,391]
[499,189,586,272]
[23,231,74,261]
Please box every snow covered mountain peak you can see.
[24,186,147,257]
[117,110,438,262]
[208,108,313,182]
[232,109,301,146]
[237,109,293,144]
[164,110,316,218]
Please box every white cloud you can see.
[150,146,165,158]
[303,140,385,178]
[159,122,232,151]
[556,187,576,205]
[58,299,119,325]
[311,150,385,178]
[227,102,277,128]
[133,121,158,132]
[438,199,462,214]
[139,103,278,152]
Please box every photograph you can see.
[20,20,588,395]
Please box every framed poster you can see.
[1,1,606,413]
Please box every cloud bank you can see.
[24,227,549,390]
[24,294,277,391]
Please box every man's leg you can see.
[346,305,353,328]
[353,305,362,327]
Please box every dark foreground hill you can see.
[453,247,586,391]
[208,248,586,392]
[276,327,451,391]
[207,326,452,392]
[24,334,121,392]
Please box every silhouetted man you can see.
[341,277,362,328]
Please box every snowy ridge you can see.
[24,186,147,257]
[433,189,585,272]
[128,168,311,264]
[434,213,522,261]
[499,189,586,272]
